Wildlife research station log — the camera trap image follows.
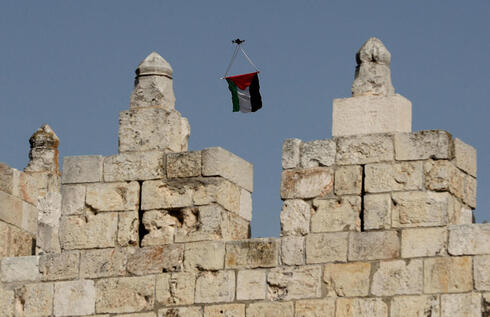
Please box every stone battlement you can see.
[0,38,489,316]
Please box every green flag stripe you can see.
[226,79,240,112]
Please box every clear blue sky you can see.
[1,1,488,237]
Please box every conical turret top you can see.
[136,51,173,77]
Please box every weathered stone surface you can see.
[62,155,103,184]
[447,197,473,225]
[336,134,394,165]
[204,304,245,317]
[280,199,311,236]
[334,165,362,195]
[0,288,13,317]
[246,302,294,317]
[280,167,333,199]
[54,280,96,316]
[95,276,155,314]
[311,197,361,232]
[0,222,33,257]
[281,236,305,266]
[172,205,224,242]
[306,232,348,264]
[401,227,447,258]
[0,163,38,205]
[61,184,86,215]
[474,255,490,291]
[184,241,225,271]
[332,95,411,137]
[363,193,391,230]
[104,151,165,182]
[85,181,139,212]
[0,190,38,235]
[141,179,196,210]
[268,265,322,301]
[202,147,253,192]
[159,307,201,317]
[300,139,336,168]
[390,295,439,317]
[24,124,60,173]
[295,299,335,317]
[448,224,490,255]
[349,231,399,261]
[424,160,465,199]
[394,130,452,161]
[221,211,249,241]
[391,192,449,228]
[16,282,54,316]
[453,138,477,177]
[282,138,301,169]
[441,293,481,317]
[225,239,278,269]
[239,188,252,221]
[323,262,370,297]
[127,245,183,275]
[424,256,472,293]
[336,298,388,317]
[195,271,235,303]
[483,293,490,317]
[141,209,177,246]
[464,174,476,208]
[156,272,195,306]
[116,313,156,317]
[167,151,201,178]
[118,211,139,247]
[371,259,423,296]
[60,212,118,250]
[39,251,79,281]
[80,248,129,279]
[365,161,423,193]
[1,256,40,283]
[237,269,266,300]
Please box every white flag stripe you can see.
[237,86,252,113]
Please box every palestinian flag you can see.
[225,72,263,113]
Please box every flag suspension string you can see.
[222,39,260,79]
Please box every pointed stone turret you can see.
[24,124,60,173]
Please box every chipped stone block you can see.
[282,138,301,169]
[159,307,201,317]
[246,302,294,317]
[236,269,266,300]
[221,211,250,241]
[141,179,194,210]
[453,137,477,177]
[336,134,394,165]
[127,245,183,275]
[300,139,336,168]
[311,196,361,232]
[95,276,155,314]
[85,181,139,212]
[156,272,195,306]
[173,205,223,243]
[62,155,103,184]
[363,193,391,230]
[239,188,252,221]
[401,227,447,258]
[306,232,348,264]
[202,147,253,192]
[0,288,14,317]
[141,209,177,246]
[295,299,335,317]
[167,151,201,178]
[225,239,278,269]
[424,160,465,199]
[334,165,362,195]
[464,174,476,208]
[61,184,86,215]
[336,298,388,317]
[2,223,34,257]
[391,191,449,228]
[184,241,225,271]
[348,231,399,261]
[17,283,53,316]
[365,161,423,193]
[204,304,244,317]
[59,213,118,250]
[281,236,305,266]
[54,280,96,316]
[371,259,423,296]
[0,164,38,205]
[424,257,472,293]
[448,197,473,225]
[280,199,311,236]
[323,262,370,297]
[39,251,79,281]
[80,248,129,279]
[394,130,452,161]
[195,271,235,303]
[474,255,490,291]
[441,293,481,317]
[0,191,38,235]
[104,151,165,182]
[280,167,333,199]
[1,256,40,283]
[118,211,139,247]
[390,295,439,317]
[448,224,490,255]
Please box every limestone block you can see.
[474,255,490,291]
[184,241,225,271]
[141,179,193,210]
[448,197,473,225]
[267,265,321,301]
[95,276,155,314]
[16,283,53,316]
[453,138,477,176]
[195,271,235,303]
[371,259,423,296]
[311,197,361,232]
[391,191,449,228]
[127,245,183,275]
[280,167,333,199]
[167,151,201,178]
[141,209,177,246]
[280,199,311,236]
[484,293,490,316]
[119,108,188,153]
[0,163,17,196]
[348,231,399,261]
[221,211,250,241]
[390,295,439,317]
[0,222,8,258]
[173,205,223,243]
[441,293,481,317]
[59,212,118,250]
[39,251,79,281]
[0,256,40,283]
[323,262,370,297]
[104,151,165,182]
[365,161,423,193]
[332,95,411,137]
[0,191,38,235]
[424,160,465,199]
[281,236,305,266]
[80,248,129,279]
[394,130,453,161]
[36,222,62,255]
[246,302,294,317]
[282,138,301,169]
[156,272,195,306]
[236,269,266,300]
[189,178,242,213]
[204,304,244,317]
[118,211,139,247]
[401,227,447,258]
[239,188,252,221]
[464,174,476,208]
[336,134,393,165]
[448,224,490,255]
[300,139,336,168]
[334,165,362,195]
[62,155,103,184]
[0,164,38,205]
[3,223,34,257]
[159,307,201,317]
[117,313,156,317]
[201,147,253,192]
[336,298,388,317]
[363,193,391,230]
[295,299,335,317]
[225,239,278,269]
[0,288,14,317]
[424,256,472,293]
[85,181,139,212]
[54,280,96,316]
[306,232,348,264]
[61,184,86,215]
